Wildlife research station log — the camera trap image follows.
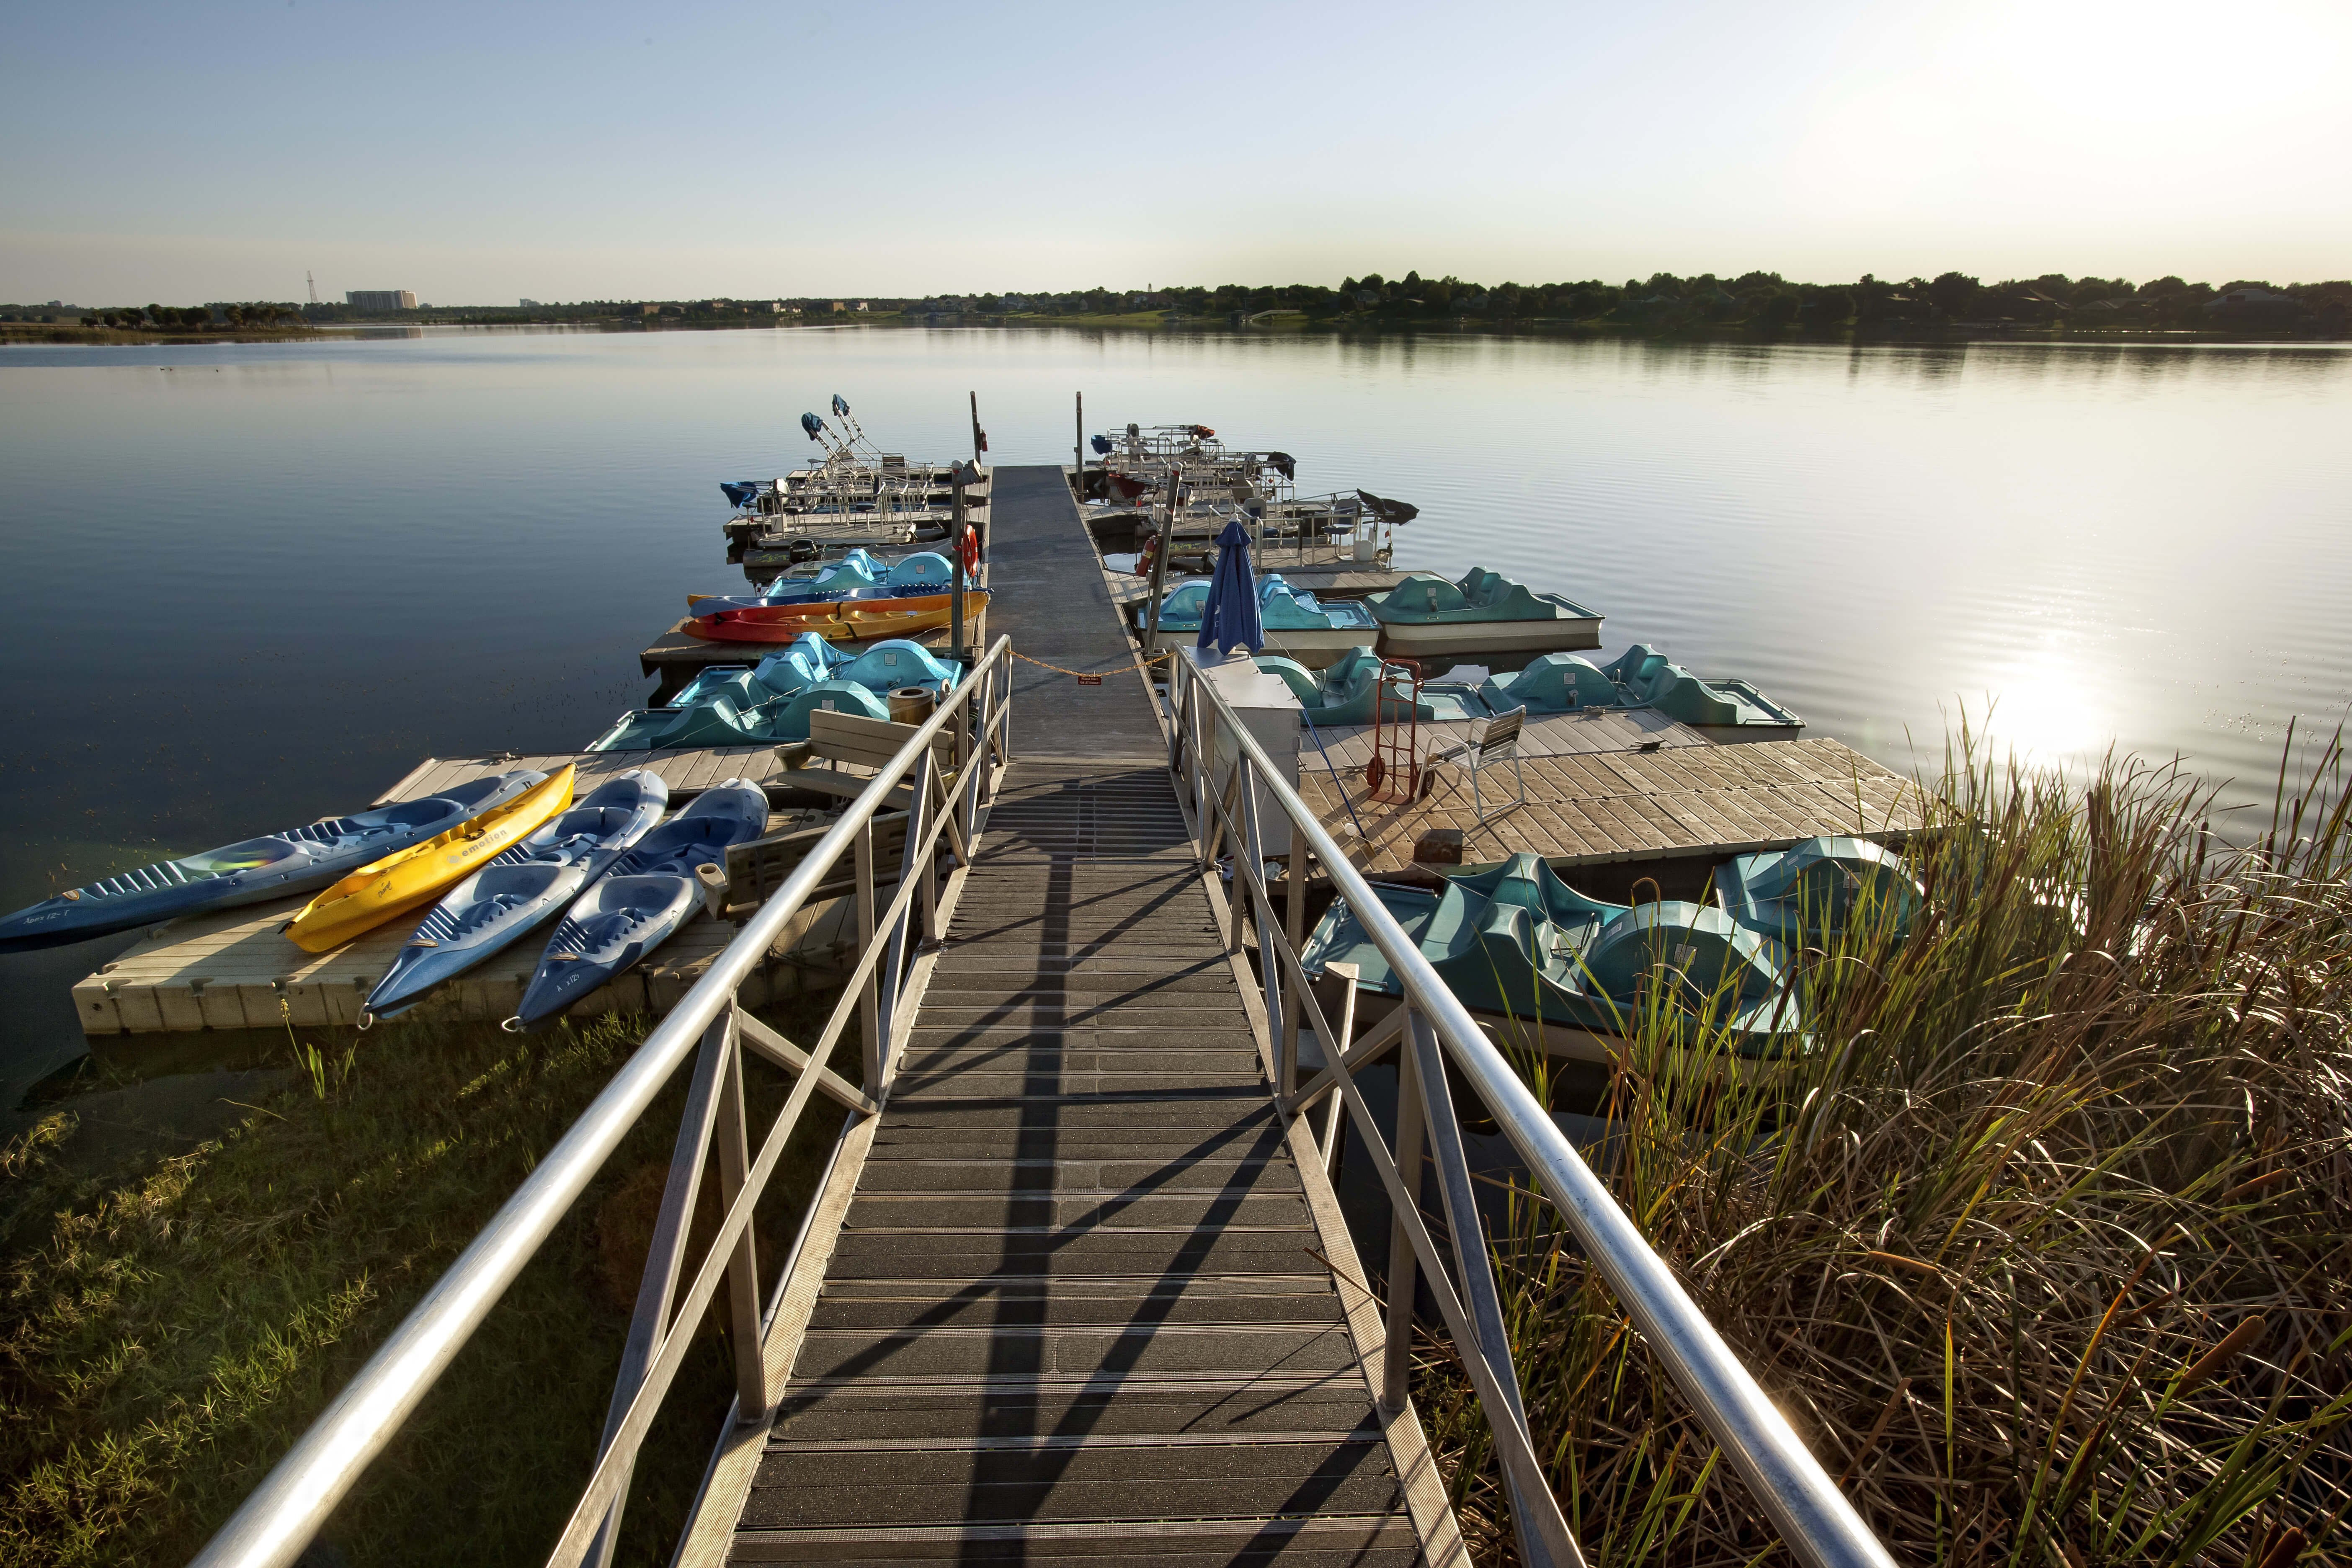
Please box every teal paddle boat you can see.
[590,634,956,752]
[1714,836,1920,951]
[1366,567,1604,659]
[1302,852,1804,1068]
[1478,645,1802,736]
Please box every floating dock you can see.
[72,745,859,1036]
[1301,732,1925,877]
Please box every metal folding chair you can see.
[1434,705,1527,822]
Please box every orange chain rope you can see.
[1008,649,1171,681]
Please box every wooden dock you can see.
[1303,733,1926,877]
[72,874,849,1037]
[672,464,1462,1561]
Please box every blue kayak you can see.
[0,771,545,953]
[364,771,671,1021]
[513,780,771,1026]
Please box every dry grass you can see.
[1418,727,2352,1567]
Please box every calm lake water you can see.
[3,325,2348,1097]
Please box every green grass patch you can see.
[0,989,848,1566]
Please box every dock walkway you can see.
[717,469,1453,1562]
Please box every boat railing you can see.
[187,635,1019,1568]
[1163,651,1896,1568]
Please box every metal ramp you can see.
[727,759,1449,1563]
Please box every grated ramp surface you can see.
[732,761,1425,1564]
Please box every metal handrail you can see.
[190,636,1015,1568]
[1165,651,1897,1568]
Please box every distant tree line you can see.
[77,302,306,330]
[900,271,2352,335]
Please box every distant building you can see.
[520,298,542,307]
[346,290,418,312]
[832,301,847,312]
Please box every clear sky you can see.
[4,0,2346,306]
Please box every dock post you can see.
[968,389,983,465]
[1073,390,1083,500]
[949,476,969,665]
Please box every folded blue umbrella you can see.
[1197,519,1264,655]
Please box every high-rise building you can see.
[346,289,418,312]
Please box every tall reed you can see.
[1417,725,2352,1567]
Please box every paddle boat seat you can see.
[836,638,957,694]
[1601,645,1801,729]
[1302,852,1803,1054]
[1478,653,1620,712]
[882,552,961,593]
[1369,567,1591,625]
[1257,575,1379,633]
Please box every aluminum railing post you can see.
[1165,652,1182,778]
[952,669,972,782]
[711,1003,770,1419]
[1281,846,1307,1098]
[884,749,930,1008]
[916,756,942,950]
[1322,961,1361,1171]
[1227,757,1253,954]
[998,650,1014,764]
[580,1002,735,1568]
[1407,1012,1584,1567]
[1185,673,1207,837]
[1382,1008,1427,1413]
[1238,754,1279,1034]
[855,820,880,1089]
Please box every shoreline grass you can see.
[1414,727,2351,1566]
[0,990,846,1567]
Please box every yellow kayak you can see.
[286,766,576,953]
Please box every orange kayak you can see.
[688,590,990,645]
